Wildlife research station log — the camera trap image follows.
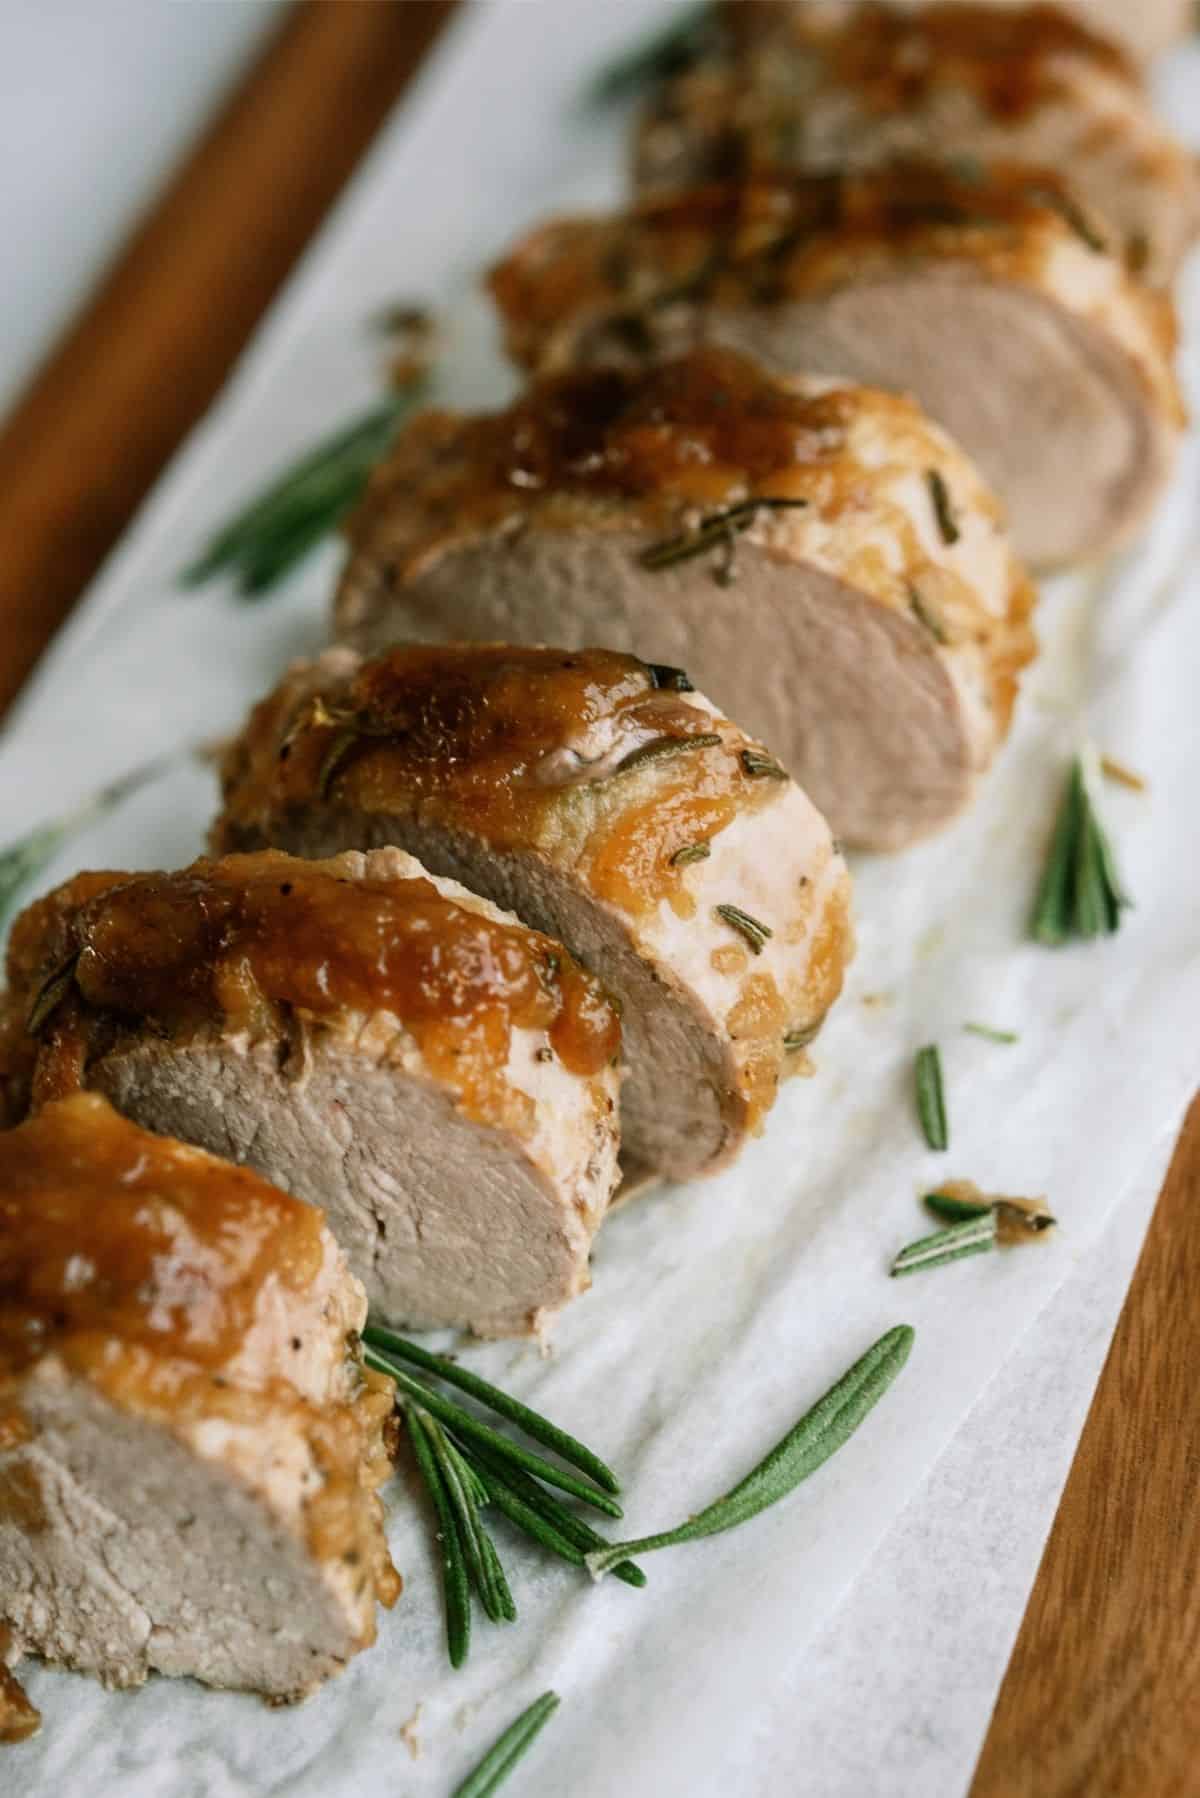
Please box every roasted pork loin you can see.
[0,1093,398,1703]
[490,169,1183,571]
[213,643,853,1186]
[633,3,1200,284]
[332,349,1035,849]
[4,850,622,1337]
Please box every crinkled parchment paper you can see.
[3,6,1198,1792]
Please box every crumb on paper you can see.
[860,991,893,1009]
[1099,753,1147,793]
[400,1702,422,1760]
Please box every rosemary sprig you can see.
[963,1022,1019,1045]
[586,1,717,106]
[452,1692,560,1798]
[585,1326,913,1578]
[430,1418,517,1625]
[405,1404,472,1668]
[468,1441,645,1588]
[364,1346,622,1518]
[914,1045,949,1151]
[0,754,176,934]
[181,381,426,598]
[714,902,772,955]
[926,468,961,545]
[1031,756,1131,945]
[639,498,810,578]
[362,1324,620,1494]
[891,1214,997,1277]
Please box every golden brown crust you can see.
[6,852,621,1127]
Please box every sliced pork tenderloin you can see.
[0,1092,398,1705]
[4,850,621,1337]
[331,348,1035,849]
[212,643,854,1186]
[634,2,1200,285]
[490,169,1183,570]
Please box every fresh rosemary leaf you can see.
[452,1692,561,1798]
[1031,757,1131,946]
[585,1326,913,1578]
[639,498,810,574]
[891,1214,997,1277]
[923,1190,992,1224]
[430,1420,516,1626]
[670,841,711,867]
[715,903,772,955]
[404,1405,471,1668]
[466,1439,646,1590]
[615,732,722,776]
[182,384,425,598]
[915,1045,949,1151]
[363,1346,623,1518]
[362,1323,620,1493]
[586,1,717,106]
[740,748,788,781]
[0,755,176,934]
[926,468,961,545]
[963,1022,1019,1045]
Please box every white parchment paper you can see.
[3,5,1198,1792]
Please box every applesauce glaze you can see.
[215,644,788,919]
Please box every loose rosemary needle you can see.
[1031,755,1131,945]
[585,1326,914,1578]
[914,1045,949,1151]
[452,1692,561,1798]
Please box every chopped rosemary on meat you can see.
[0,754,176,934]
[740,748,788,781]
[783,1023,821,1053]
[891,1214,997,1277]
[893,1189,1057,1275]
[26,954,79,1036]
[638,498,810,580]
[362,1327,642,1666]
[644,661,695,692]
[585,1,719,107]
[1032,185,1108,254]
[925,468,961,546]
[585,1326,914,1577]
[908,584,949,644]
[963,1022,1019,1045]
[181,377,428,598]
[615,732,723,776]
[670,841,711,867]
[1099,753,1147,793]
[914,1045,949,1150]
[1031,756,1131,945]
[714,902,772,954]
[452,1692,561,1798]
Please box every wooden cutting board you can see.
[0,6,1195,1789]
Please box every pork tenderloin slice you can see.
[212,643,854,1184]
[633,2,1200,283]
[6,851,621,1337]
[0,1094,398,1702]
[332,349,1034,849]
[489,171,1182,571]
